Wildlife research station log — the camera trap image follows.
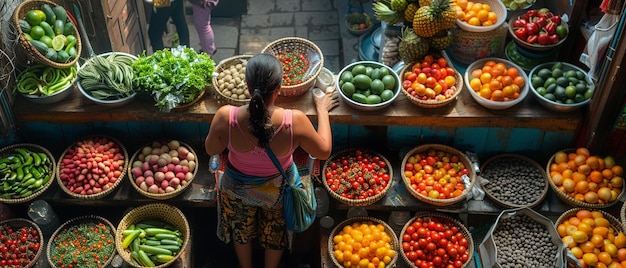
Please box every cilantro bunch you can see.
[132,46,215,112]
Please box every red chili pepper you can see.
[544,21,556,35]
[512,19,527,28]
[526,9,538,18]
[537,33,551,45]
[525,22,539,35]
[514,27,528,40]
[526,34,538,44]
[550,15,561,25]
[534,17,547,28]
[549,34,559,44]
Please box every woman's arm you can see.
[294,92,339,160]
[205,105,231,155]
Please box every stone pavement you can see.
[186,0,373,73]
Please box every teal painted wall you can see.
[8,122,575,165]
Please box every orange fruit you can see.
[562,235,577,248]
[563,178,576,193]
[615,233,626,248]
[575,154,588,166]
[612,165,624,176]
[585,192,599,204]
[577,210,593,219]
[598,187,613,202]
[558,162,571,173]
[594,226,610,237]
[588,156,601,169]
[581,241,597,253]
[576,180,590,193]
[599,252,613,265]
[571,246,584,258]
[590,171,604,183]
[605,243,618,257]
[583,252,599,266]
[591,234,606,247]
[577,148,591,158]
[554,151,568,164]
[578,164,592,175]
[595,217,611,228]
[617,248,626,261]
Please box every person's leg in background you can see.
[191,0,218,55]
[169,0,190,47]
[147,5,174,51]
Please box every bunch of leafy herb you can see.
[132,46,215,112]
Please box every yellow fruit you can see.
[615,232,626,248]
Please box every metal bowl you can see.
[528,62,593,112]
[336,61,401,111]
[77,52,137,108]
[464,57,529,110]
[20,63,80,104]
[456,0,507,32]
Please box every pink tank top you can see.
[227,106,295,176]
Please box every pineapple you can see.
[373,0,405,25]
[429,30,453,50]
[403,3,419,22]
[391,0,408,12]
[418,0,431,7]
[399,27,430,64]
[412,0,456,38]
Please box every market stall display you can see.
[546,148,624,208]
[128,140,197,200]
[47,215,116,268]
[401,144,475,206]
[329,216,399,268]
[479,154,549,208]
[0,218,44,268]
[337,61,400,111]
[261,37,324,97]
[76,52,137,107]
[464,57,529,110]
[400,212,473,268]
[116,203,190,268]
[56,135,128,199]
[0,143,55,204]
[400,53,463,108]
[528,61,594,112]
[12,0,82,68]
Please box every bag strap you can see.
[265,147,289,181]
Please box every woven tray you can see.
[328,216,399,268]
[116,203,190,268]
[12,0,82,68]
[399,63,464,108]
[0,218,44,268]
[127,140,198,200]
[0,143,56,204]
[213,55,252,106]
[480,154,549,208]
[400,212,474,268]
[47,215,116,268]
[401,144,476,206]
[261,37,324,97]
[321,148,393,207]
[171,85,209,112]
[56,135,128,199]
[556,207,626,239]
[546,148,625,209]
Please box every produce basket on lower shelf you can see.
[212,55,252,106]
[116,203,190,268]
[321,148,393,207]
[0,218,44,268]
[546,148,625,208]
[261,37,323,97]
[400,212,474,268]
[0,143,56,204]
[127,139,198,200]
[47,215,116,268]
[401,144,476,206]
[12,0,82,68]
[479,154,549,208]
[328,216,399,268]
[56,135,128,199]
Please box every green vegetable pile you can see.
[132,46,215,112]
[49,220,115,268]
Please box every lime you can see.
[370,68,381,80]
[340,71,353,84]
[370,79,385,95]
[351,64,367,75]
[365,66,373,77]
[341,82,356,98]
[551,68,563,79]
[565,85,577,98]
[352,74,372,90]
[535,86,547,96]
[381,74,395,90]
[366,94,382,104]
[25,10,44,26]
[380,89,394,101]
[29,25,45,40]
[51,35,66,51]
[39,35,52,48]
[531,76,544,89]
[65,35,77,45]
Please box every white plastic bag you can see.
[580,12,619,82]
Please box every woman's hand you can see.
[314,91,339,113]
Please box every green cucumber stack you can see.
[19,4,77,63]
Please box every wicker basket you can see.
[116,203,190,268]
[261,37,324,97]
[480,154,549,208]
[47,215,116,268]
[12,0,82,68]
[328,216,399,268]
[170,85,209,112]
[546,149,625,209]
[556,208,626,238]
[56,135,128,199]
[401,144,476,206]
[0,218,44,268]
[128,140,198,200]
[213,55,252,106]
[0,143,56,204]
[399,63,464,108]
[321,148,393,206]
[400,213,474,268]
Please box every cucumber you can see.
[18,19,31,33]
[45,48,57,61]
[57,50,69,63]
[63,22,75,36]
[54,20,65,35]
[39,21,55,38]
[41,4,56,25]
[29,40,49,54]
[53,6,67,23]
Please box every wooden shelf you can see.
[13,84,582,132]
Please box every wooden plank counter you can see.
[12,85,582,131]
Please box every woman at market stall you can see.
[204,53,338,268]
